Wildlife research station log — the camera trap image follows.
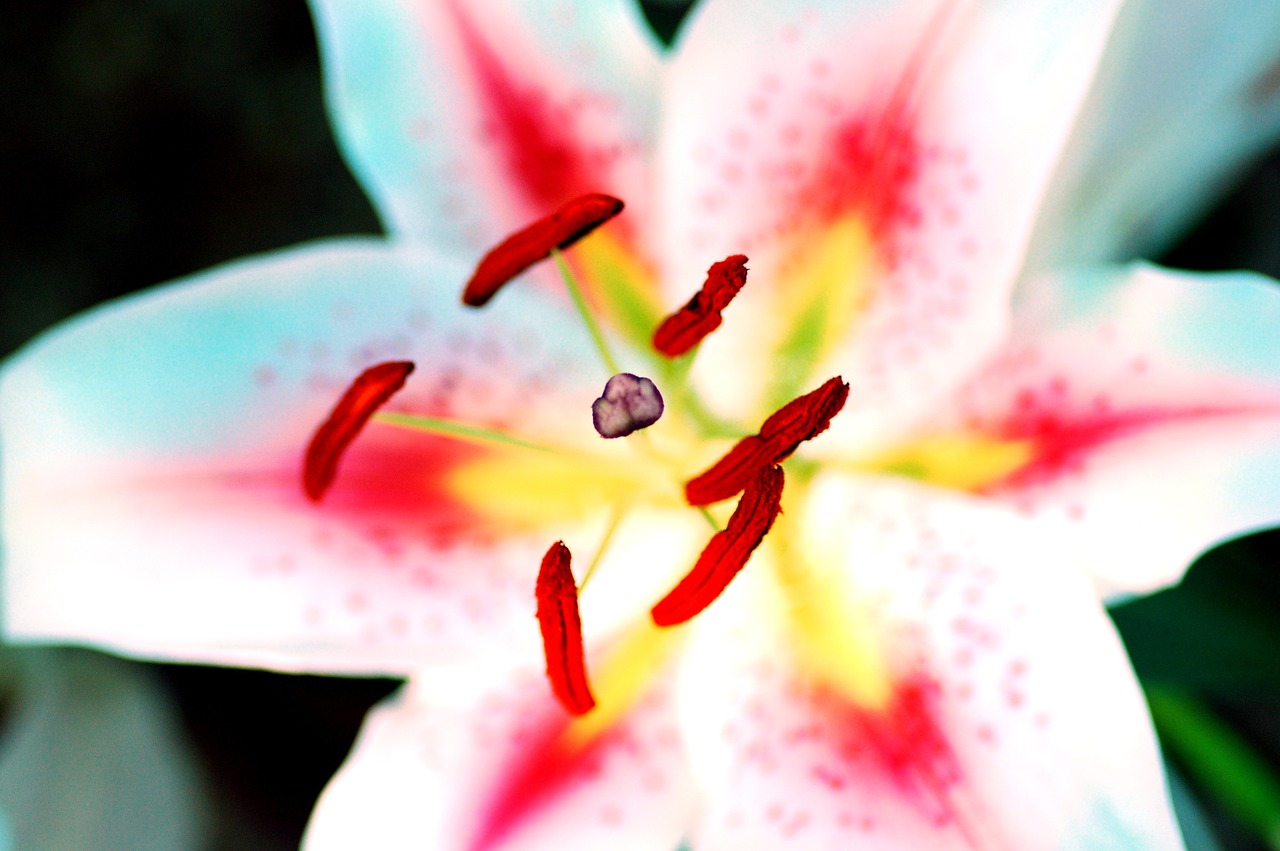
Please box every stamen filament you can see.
[552,248,623,376]
[577,503,629,592]
[374,412,558,453]
[697,505,721,533]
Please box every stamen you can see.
[536,541,596,716]
[592,373,664,438]
[462,193,625,307]
[685,376,848,505]
[653,254,748,357]
[651,465,784,627]
[303,361,415,502]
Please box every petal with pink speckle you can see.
[951,263,1280,596]
[661,0,1123,447]
[673,474,1183,851]
[303,664,696,851]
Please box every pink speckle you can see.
[812,765,847,790]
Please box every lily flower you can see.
[4,0,1280,848]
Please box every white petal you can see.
[1027,0,1280,266]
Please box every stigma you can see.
[592,373,664,439]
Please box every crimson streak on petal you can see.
[302,360,415,502]
[652,465,785,627]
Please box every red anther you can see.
[462,193,625,307]
[536,541,596,716]
[303,361,415,502]
[652,254,748,357]
[652,465,785,627]
[685,376,849,505]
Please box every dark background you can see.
[2,1,1278,847]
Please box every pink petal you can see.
[951,264,1280,594]
[660,0,1123,444]
[304,663,696,851]
[1,240,619,673]
[674,474,1183,850]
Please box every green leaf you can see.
[1148,686,1280,850]
[1111,529,1280,694]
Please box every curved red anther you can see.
[685,376,848,505]
[652,254,748,357]
[536,541,596,716]
[303,360,415,502]
[652,465,785,627]
[462,193,625,307]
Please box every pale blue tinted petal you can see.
[1,238,615,674]
[1027,0,1280,267]
[0,648,206,851]
[309,0,662,252]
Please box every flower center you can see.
[298,193,1024,725]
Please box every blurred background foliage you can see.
[1,0,1278,848]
